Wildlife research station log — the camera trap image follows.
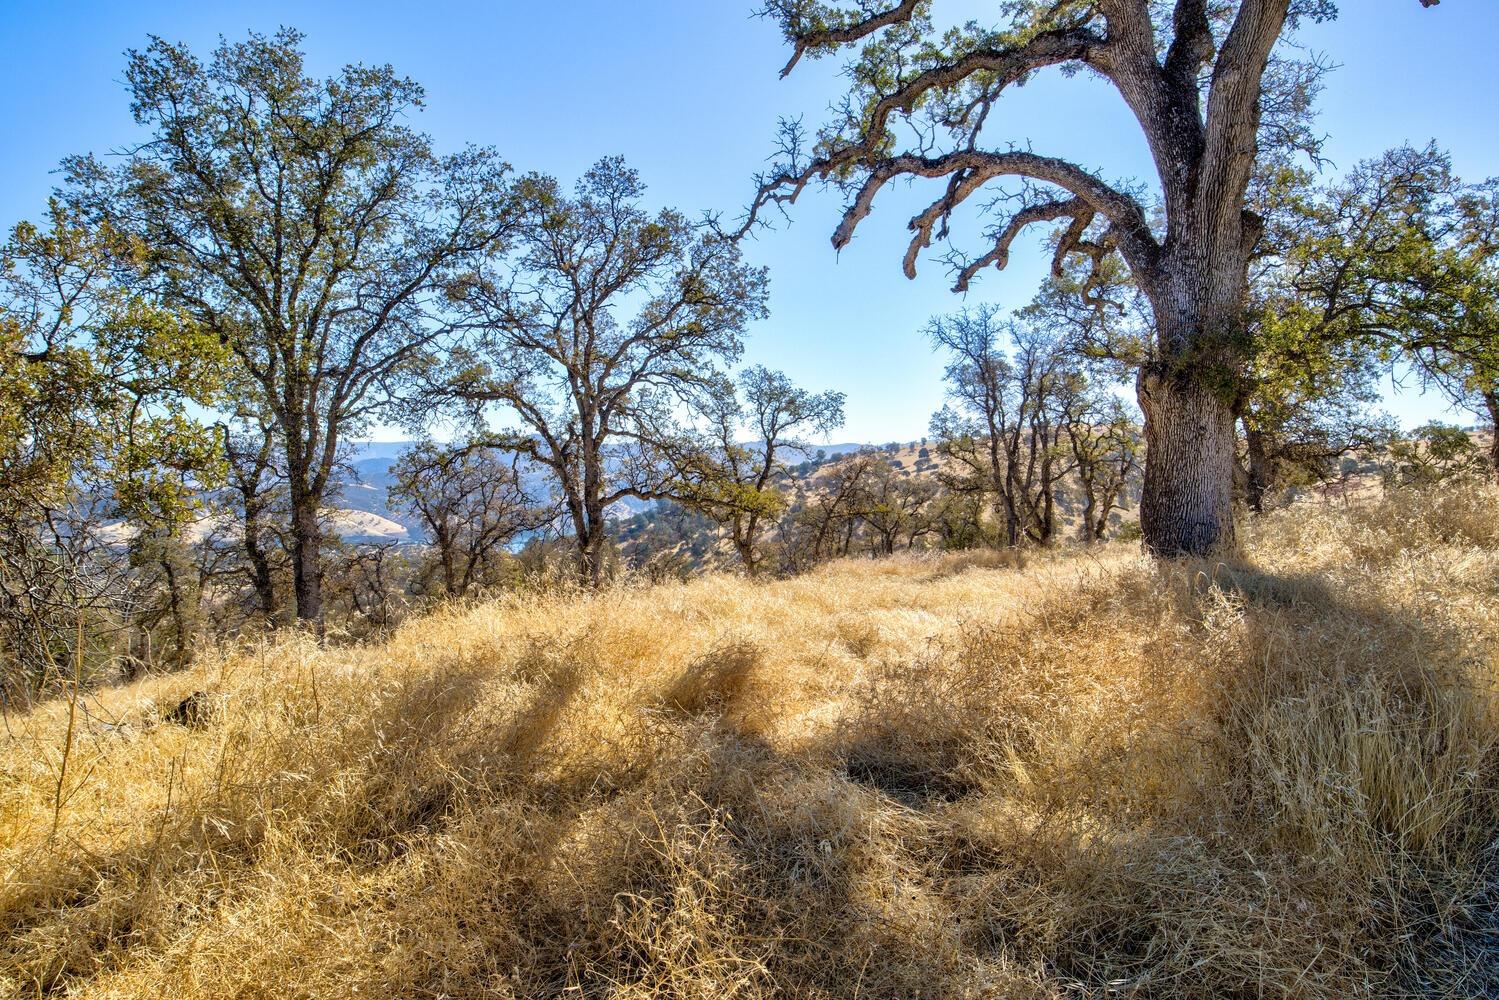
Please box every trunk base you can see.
[1137,371,1238,558]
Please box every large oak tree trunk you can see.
[1137,370,1239,557]
[1135,193,1256,555]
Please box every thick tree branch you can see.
[825,149,1156,280]
[952,197,1087,291]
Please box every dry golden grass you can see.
[3,482,1498,998]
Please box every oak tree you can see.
[389,441,549,597]
[0,203,223,689]
[675,366,845,575]
[68,29,514,625]
[1256,146,1499,484]
[444,158,769,585]
[744,0,1440,555]
[929,306,1077,547]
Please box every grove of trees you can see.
[1,12,1496,697]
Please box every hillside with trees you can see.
[2,3,1498,997]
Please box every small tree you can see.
[929,307,1074,547]
[675,366,845,575]
[1386,424,1486,487]
[854,458,937,555]
[389,441,548,598]
[782,451,879,568]
[1063,397,1141,542]
[444,158,768,585]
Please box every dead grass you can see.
[3,482,1498,998]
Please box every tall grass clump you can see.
[2,484,1496,998]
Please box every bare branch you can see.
[953,197,1084,291]
[830,149,1156,274]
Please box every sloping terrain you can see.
[2,484,1497,998]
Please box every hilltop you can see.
[3,483,1498,998]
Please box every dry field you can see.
[3,483,1498,998]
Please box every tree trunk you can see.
[579,537,606,588]
[1484,390,1499,485]
[435,523,459,596]
[577,505,608,588]
[240,503,276,621]
[1092,502,1111,542]
[1244,425,1274,514]
[736,538,759,577]
[1137,369,1239,557]
[733,512,760,577]
[1079,481,1099,544]
[289,497,324,627]
[160,545,197,669]
[1039,448,1056,544]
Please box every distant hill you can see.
[334,439,889,543]
[337,446,416,538]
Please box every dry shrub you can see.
[2,483,1497,998]
[660,641,760,716]
[923,546,1029,580]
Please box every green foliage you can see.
[1385,423,1488,487]
[1,204,226,526]
[442,159,770,583]
[1241,144,1499,495]
[64,27,516,622]
[0,202,227,690]
[672,365,845,573]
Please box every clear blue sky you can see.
[2,1,1494,441]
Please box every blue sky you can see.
[2,1,1494,442]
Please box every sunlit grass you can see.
[3,482,1497,997]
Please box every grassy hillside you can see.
[3,485,1498,998]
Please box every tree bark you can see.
[1244,425,1274,514]
[289,496,324,627]
[160,547,197,669]
[434,522,460,597]
[576,498,608,588]
[1484,390,1499,485]
[240,502,277,621]
[735,536,759,578]
[1138,370,1239,557]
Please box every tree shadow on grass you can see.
[1,659,592,995]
